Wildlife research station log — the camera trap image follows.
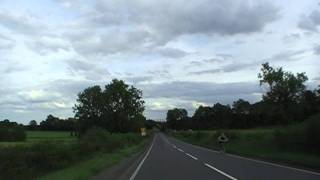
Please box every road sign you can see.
[140,128,146,136]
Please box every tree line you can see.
[22,79,146,134]
[166,63,320,130]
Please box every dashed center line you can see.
[168,140,238,180]
[177,148,184,152]
[185,153,198,160]
[204,163,238,180]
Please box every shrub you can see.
[273,113,320,153]
[0,127,144,179]
[305,114,320,152]
[80,127,124,152]
[0,126,26,142]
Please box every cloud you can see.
[66,59,110,80]
[298,10,320,32]
[190,49,307,75]
[190,63,250,75]
[141,81,263,104]
[283,33,301,43]
[62,0,279,56]
[0,11,47,35]
[153,47,188,58]
[314,44,320,55]
[124,76,154,84]
[0,35,15,50]
[27,36,70,55]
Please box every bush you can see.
[0,127,145,180]
[273,113,320,153]
[80,127,125,152]
[0,126,26,142]
[305,114,320,152]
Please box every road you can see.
[129,133,320,180]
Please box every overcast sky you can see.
[0,0,319,123]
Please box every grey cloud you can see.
[314,44,320,55]
[266,49,306,62]
[154,48,188,58]
[65,0,279,56]
[0,11,47,35]
[0,35,15,50]
[186,57,228,69]
[298,10,320,32]
[190,49,307,75]
[313,76,320,81]
[190,63,250,75]
[67,59,110,80]
[94,0,278,36]
[124,76,154,84]
[283,33,301,43]
[27,36,70,55]
[3,64,27,74]
[141,81,262,104]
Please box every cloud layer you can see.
[0,0,319,123]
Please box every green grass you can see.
[171,129,320,170]
[38,140,148,180]
[0,131,76,147]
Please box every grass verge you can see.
[37,139,148,180]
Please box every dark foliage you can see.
[0,120,26,142]
[166,63,320,130]
[0,128,144,180]
[74,79,145,134]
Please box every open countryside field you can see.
[0,131,76,147]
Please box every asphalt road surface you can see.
[128,133,320,180]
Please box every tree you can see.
[211,103,233,128]
[73,86,104,133]
[103,79,145,133]
[28,120,38,130]
[232,99,250,114]
[166,108,188,130]
[258,63,308,105]
[192,106,214,129]
[74,79,145,134]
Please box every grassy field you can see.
[0,129,149,180]
[0,131,76,147]
[171,128,320,170]
[38,139,148,180]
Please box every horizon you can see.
[1,0,320,124]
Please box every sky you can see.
[0,0,319,124]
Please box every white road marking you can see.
[172,137,320,176]
[204,163,238,180]
[226,154,320,176]
[177,148,184,152]
[172,145,177,149]
[129,136,156,180]
[185,153,198,160]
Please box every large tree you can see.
[166,108,188,130]
[258,63,308,105]
[232,99,251,114]
[74,79,145,134]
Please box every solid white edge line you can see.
[173,138,320,176]
[129,135,156,180]
[204,163,238,180]
[185,153,198,160]
[226,153,320,176]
